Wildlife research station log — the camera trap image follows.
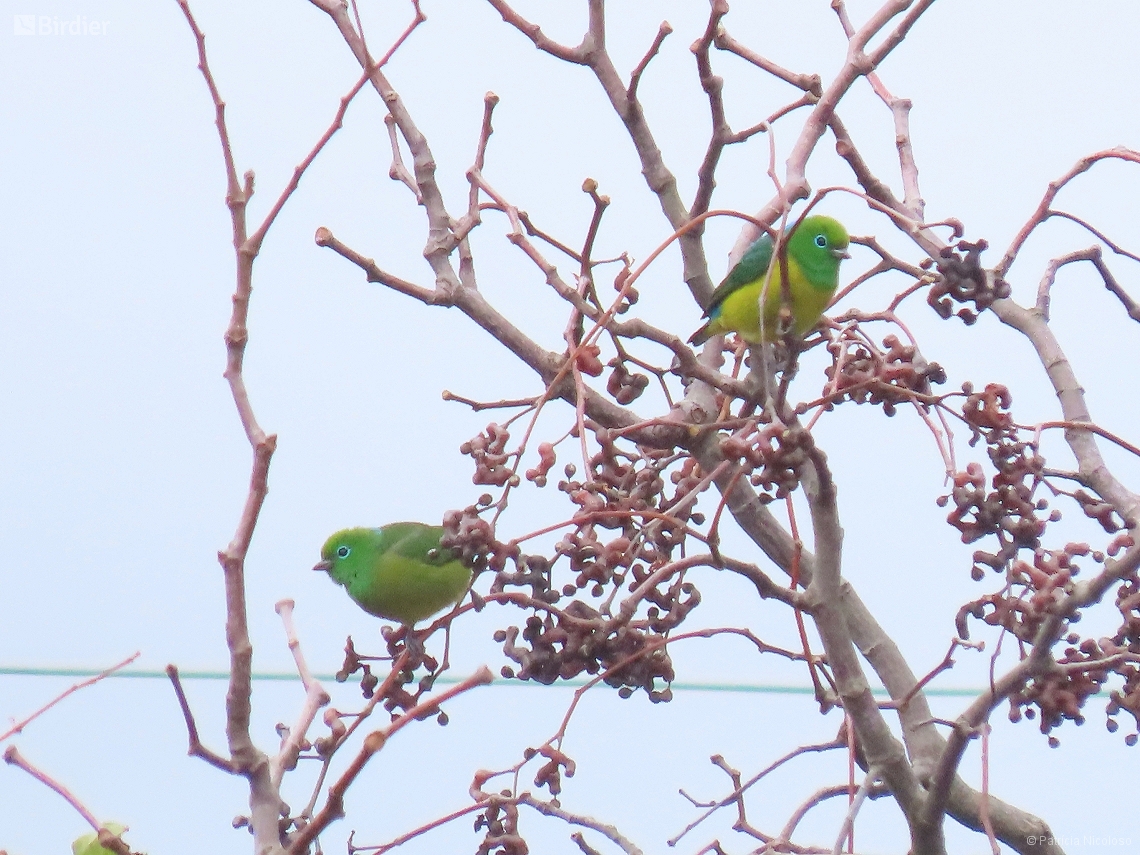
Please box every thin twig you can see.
[271,600,331,788]
[291,667,494,852]
[166,664,236,772]
[0,651,139,742]
[519,794,645,855]
[627,22,672,103]
[4,746,132,855]
[998,147,1140,277]
[668,740,844,846]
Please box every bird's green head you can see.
[787,215,850,285]
[314,527,373,588]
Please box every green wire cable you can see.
[0,665,994,697]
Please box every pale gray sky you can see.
[2,1,1138,852]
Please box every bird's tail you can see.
[688,322,713,345]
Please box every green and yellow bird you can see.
[689,215,850,345]
[314,523,472,626]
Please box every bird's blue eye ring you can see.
[814,234,828,248]
[336,545,351,558]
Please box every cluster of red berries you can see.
[823,332,946,416]
[926,238,1011,324]
[445,420,705,699]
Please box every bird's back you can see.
[356,522,471,624]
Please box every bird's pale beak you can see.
[833,248,851,260]
[313,560,333,573]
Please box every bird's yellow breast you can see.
[351,552,471,625]
[713,256,831,343]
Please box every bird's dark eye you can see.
[336,545,351,558]
[814,234,828,248]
